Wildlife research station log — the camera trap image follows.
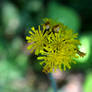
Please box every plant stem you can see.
[48,73,57,92]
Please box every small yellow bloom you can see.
[38,31,79,73]
[26,18,85,73]
[26,26,48,55]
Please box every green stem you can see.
[48,73,57,92]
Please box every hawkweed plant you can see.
[26,18,85,92]
[26,18,85,73]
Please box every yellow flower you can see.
[38,30,80,73]
[26,26,48,55]
[26,18,85,73]
[38,50,76,73]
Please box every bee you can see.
[52,24,60,33]
[77,50,86,57]
[74,48,86,57]
[43,21,50,30]
[42,21,50,35]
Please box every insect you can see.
[77,49,86,57]
[42,21,61,35]
[43,21,50,30]
[52,24,60,33]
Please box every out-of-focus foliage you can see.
[47,2,81,32]
[2,2,20,35]
[84,72,92,92]
[0,0,92,92]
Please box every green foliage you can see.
[84,72,92,92]
[47,2,81,32]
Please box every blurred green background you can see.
[0,0,92,92]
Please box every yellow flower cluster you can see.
[26,18,85,73]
